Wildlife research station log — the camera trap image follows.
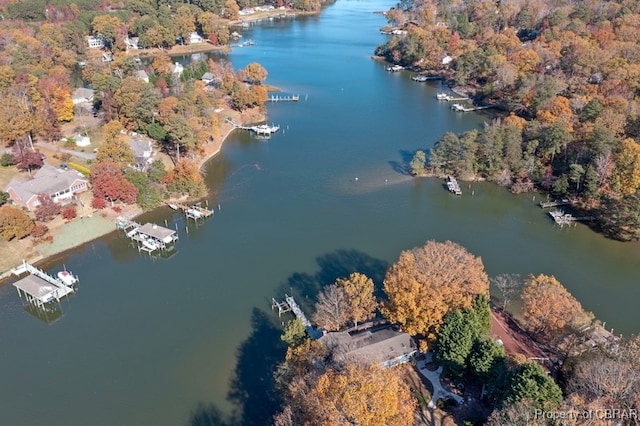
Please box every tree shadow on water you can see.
[227,307,287,425]
[188,403,235,426]
[389,149,421,175]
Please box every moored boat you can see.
[57,270,78,286]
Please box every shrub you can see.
[34,194,61,221]
[112,206,122,213]
[62,206,77,220]
[68,162,91,176]
[91,197,107,209]
[1,153,15,167]
[31,222,49,239]
[64,138,76,148]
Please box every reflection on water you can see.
[23,301,65,325]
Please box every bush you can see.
[1,153,15,167]
[62,206,77,220]
[68,162,91,176]
[34,194,61,221]
[64,138,76,148]
[31,222,49,239]
[91,197,107,209]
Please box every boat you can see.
[126,228,138,238]
[57,270,78,286]
[412,75,429,82]
[451,103,466,111]
[436,92,450,100]
[186,208,203,219]
[143,239,159,251]
[168,203,179,210]
[386,65,404,72]
[251,124,280,135]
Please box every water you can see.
[1,1,639,425]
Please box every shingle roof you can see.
[5,164,87,203]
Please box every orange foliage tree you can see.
[382,240,489,339]
[521,274,592,340]
[336,272,378,327]
[0,204,34,240]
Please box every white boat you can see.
[126,228,138,238]
[143,239,159,251]
[57,270,78,286]
[412,75,429,82]
[436,93,449,100]
[386,65,404,72]
[168,203,179,210]
[251,124,280,135]
[186,208,203,219]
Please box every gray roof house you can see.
[129,139,154,170]
[320,325,417,368]
[5,164,89,211]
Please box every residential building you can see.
[129,138,154,170]
[137,70,149,83]
[5,164,89,211]
[201,72,215,84]
[189,32,203,44]
[320,324,417,369]
[87,35,105,49]
[71,88,94,106]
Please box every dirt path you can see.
[490,309,546,360]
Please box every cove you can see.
[0,1,639,425]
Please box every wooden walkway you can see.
[451,103,495,112]
[268,94,299,102]
[539,200,570,208]
[176,203,214,220]
[272,294,323,339]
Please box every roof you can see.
[13,275,59,302]
[5,164,88,203]
[202,72,214,81]
[129,139,152,157]
[320,326,416,366]
[137,70,149,80]
[137,223,176,240]
[72,87,94,101]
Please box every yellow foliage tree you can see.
[96,120,134,168]
[382,240,489,339]
[521,274,592,340]
[612,138,640,196]
[336,272,377,326]
[0,205,35,241]
[53,87,74,122]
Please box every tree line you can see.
[377,0,640,241]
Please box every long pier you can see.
[225,118,280,137]
[268,94,299,102]
[437,93,469,102]
[549,210,595,227]
[540,200,570,208]
[272,294,323,339]
[451,103,495,112]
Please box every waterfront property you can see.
[272,295,323,339]
[319,324,417,369]
[226,118,281,138]
[5,164,89,211]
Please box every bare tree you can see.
[313,284,349,331]
[491,274,522,310]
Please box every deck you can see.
[272,294,324,340]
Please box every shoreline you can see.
[0,106,264,285]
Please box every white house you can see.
[74,135,91,147]
[5,164,89,211]
[173,62,184,75]
[87,35,105,49]
[124,36,139,50]
[71,88,94,106]
[442,55,453,65]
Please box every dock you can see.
[117,217,178,253]
[225,118,280,138]
[386,64,404,72]
[175,202,214,220]
[446,175,462,195]
[268,94,300,102]
[539,200,570,208]
[11,261,77,308]
[436,93,469,102]
[451,103,495,112]
[412,74,442,82]
[548,210,595,227]
[272,294,323,339]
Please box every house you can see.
[124,36,139,50]
[137,70,149,83]
[129,138,154,170]
[441,55,453,65]
[319,324,417,369]
[201,72,215,84]
[173,62,184,75]
[71,88,94,106]
[189,32,203,44]
[87,35,105,49]
[5,164,89,211]
[74,135,91,147]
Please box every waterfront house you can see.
[320,324,417,369]
[189,32,204,44]
[5,164,89,211]
[201,72,215,84]
[129,138,154,170]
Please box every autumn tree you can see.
[521,274,592,341]
[244,62,268,85]
[276,363,416,426]
[313,284,349,331]
[611,138,640,196]
[12,144,43,175]
[34,194,61,221]
[0,205,34,240]
[491,273,523,310]
[163,159,206,197]
[382,240,489,339]
[91,160,138,204]
[96,120,134,168]
[335,272,377,327]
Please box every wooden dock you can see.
[539,200,570,208]
[268,94,300,102]
[451,103,495,112]
[11,261,77,308]
[548,210,595,227]
[117,217,178,253]
[446,175,462,195]
[437,93,469,102]
[176,202,214,220]
[272,294,323,339]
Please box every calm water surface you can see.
[1,1,639,425]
